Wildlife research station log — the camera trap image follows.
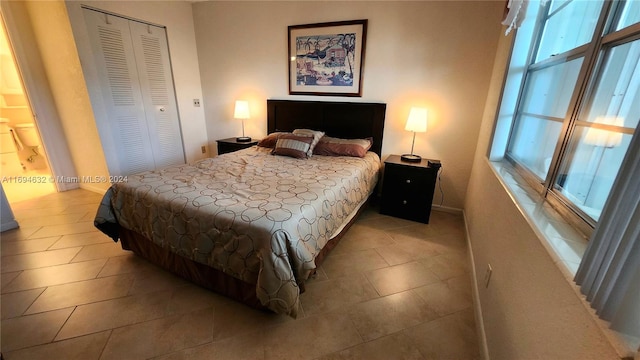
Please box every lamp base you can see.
[236,136,252,142]
[400,154,422,163]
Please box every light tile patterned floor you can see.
[1,189,479,359]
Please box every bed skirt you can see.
[118,199,371,312]
[119,227,267,310]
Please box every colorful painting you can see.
[288,20,367,97]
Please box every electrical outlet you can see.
[193,99,201,107]
[201,145,206,154]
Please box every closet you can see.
[81,7,185,176]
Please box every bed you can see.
[94,99,386,317]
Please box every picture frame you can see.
[288,19,367,97]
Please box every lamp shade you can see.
[405,107,428,133]
[584,116,623,148]
[234,100,250,119]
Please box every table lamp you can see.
[234,100,251,142]
[401,107,428,162]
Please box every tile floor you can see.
[1,170,57,204]
[1,189,479,360]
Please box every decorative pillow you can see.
[313,136,373,158]
[272,134,314,159]
[292,129,325,157]
[257,132,289,148]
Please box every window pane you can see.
[507,57,583,179]
[509,115,563,180]
[536,0,602,61]
[554,39,640,221]
[587,40,640,129]
[554,126,631,221]
[616,0,640,31]
[521,58,583,118]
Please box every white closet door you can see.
[128,21,185,168]
[81,8,185,176]
[82,8,155,175]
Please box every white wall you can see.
[66,0,210,163]
[193,1,504,209]
[464,29,620,360]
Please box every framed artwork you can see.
[288,19,367,97]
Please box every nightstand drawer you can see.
[383,164,432,197]
[380,155,439,223]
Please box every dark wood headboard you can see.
[267,100,386,156]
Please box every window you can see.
[554,40,639,221]
[497,0,640,234]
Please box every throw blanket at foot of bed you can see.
[95,147,380,317]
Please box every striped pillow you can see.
[272,134,313,159]
[292,129,325,157]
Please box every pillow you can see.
[313,136,373,158]
[272,134,314,159]
[257,132,289,148]
[292,129,325,157]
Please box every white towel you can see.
[9,128,24,151]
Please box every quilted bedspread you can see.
[95,146,380,317]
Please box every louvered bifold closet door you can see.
[82,9,155,175]
[81,8,185,176]
[128,21,185,168]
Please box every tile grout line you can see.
[98,329,114,360]
[51,306,78,343]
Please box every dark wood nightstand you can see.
[380,154,440,224]
[216,137,258,155]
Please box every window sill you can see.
[488,159,589,280]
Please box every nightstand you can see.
[216,137,258,155]
[380,154,440,224]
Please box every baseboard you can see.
[79,183,108,195]
[55,182,80,192]
[463,210,490,360]
[431,204,463,215]
[1,219,19,232]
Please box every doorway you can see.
[0,13,55,203]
